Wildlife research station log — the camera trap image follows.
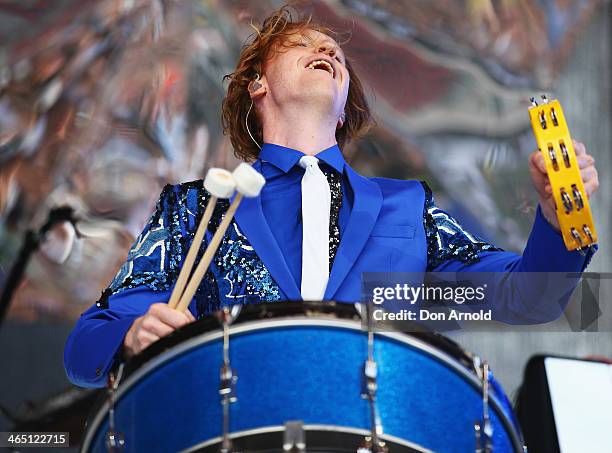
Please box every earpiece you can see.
[337,111,346,129]
[248,73,262,93]
[246,72,262,150]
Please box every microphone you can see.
[0,205,80,328]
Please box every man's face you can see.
[261,29,350,119]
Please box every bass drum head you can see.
[180,425,431,453]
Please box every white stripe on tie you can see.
[298,155,331,300]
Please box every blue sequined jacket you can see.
[64,166,594,387]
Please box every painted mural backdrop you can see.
[0,0,603,322]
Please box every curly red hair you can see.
[221,4,374,161]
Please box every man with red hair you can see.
[64,6,599,388]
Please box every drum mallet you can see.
[168,168,236,310]
[175,163,265,313]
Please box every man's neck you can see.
[261,108,338,156]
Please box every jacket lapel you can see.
[324,166,383,300]
[231,189,302,301]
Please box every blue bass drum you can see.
[80,302,523,453]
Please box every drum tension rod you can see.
[105,363,125,453]
[474,359,493,453]
[217,305,241,453]
[359,303,388,453]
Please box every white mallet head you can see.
[232,163,266,197]
[204,168,236,199]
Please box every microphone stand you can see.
[0,206,78,329]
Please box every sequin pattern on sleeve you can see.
[421,181,503,272]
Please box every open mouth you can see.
[305,59,335,78]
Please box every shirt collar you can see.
[259,143,346,174]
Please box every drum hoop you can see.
[80,317,523,453]
[177,423,433,453]
[124,302,475,374]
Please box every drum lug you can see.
[474,422,483,453]
[219,365,238,403]
[474,421,493,453]
[283,420,306,453]
[360,359,378,397]
[105,364,125,453]
[105,432,125,453]
[357,435,388,453]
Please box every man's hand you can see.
[123,303,196,358]
[529,139,599,232]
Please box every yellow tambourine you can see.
[528,96,597,252]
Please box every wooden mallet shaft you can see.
[175,193,244,313]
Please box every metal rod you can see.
[105,364,125,452]
[217,306,240,453]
